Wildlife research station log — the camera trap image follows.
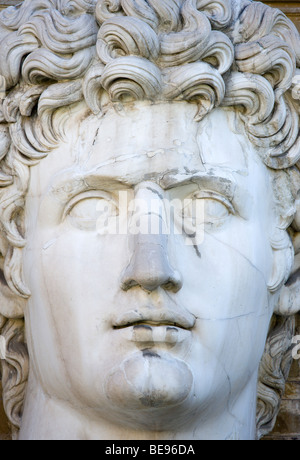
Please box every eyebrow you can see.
[159,170,237,198]
[49,168,250,218]
[159,171,250,218]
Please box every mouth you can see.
[112,309,195,347]
[113,310,195,331]
[114,320,192,331]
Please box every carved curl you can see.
[256,315,295,439]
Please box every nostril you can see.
[120,278,139,292]
[162,271,183,293]
[121,273,182,293]
[120,256,183,294]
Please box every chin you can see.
[100,350,194,428]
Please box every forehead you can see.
[85,102,248,175]
[26,101,277,230]
[33,101,257,189]
[26,100,276,213]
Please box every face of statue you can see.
[23,101,278,431]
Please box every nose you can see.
[121,233,183,293]
[120,182,183,293]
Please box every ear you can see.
[276,286,300,316]
[275,234,300,316]
[0,253,26,319]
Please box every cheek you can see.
[23,231,132,399]
[176,227,272,318]
[24,231,129,352]
[173,221,275,386]
[38,230,128,289]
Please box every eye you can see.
[64,191,118,232]
[182,191,234,235]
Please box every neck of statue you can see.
[18,371,258,440]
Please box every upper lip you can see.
[113,308,196,330]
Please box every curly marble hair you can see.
[0,0,299,439]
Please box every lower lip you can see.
[115,324,191,345]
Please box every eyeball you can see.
[182,191,234,236]
[64,191,118,232]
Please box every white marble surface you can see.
[0,0,299,440]
[17,103,289,439]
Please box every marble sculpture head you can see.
[0,0,300,440]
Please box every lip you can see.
[113,308,196,331]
